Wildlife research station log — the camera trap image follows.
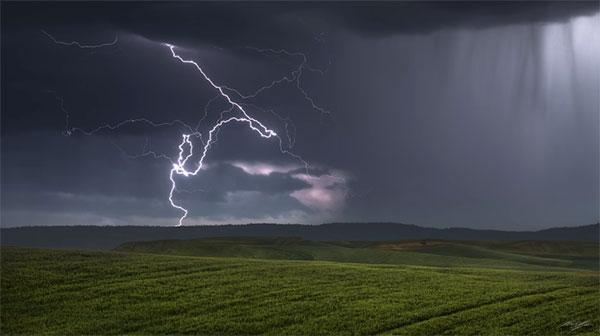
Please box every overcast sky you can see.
[1,2,598,230]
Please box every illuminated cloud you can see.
[231,161,300,176]
[227,162,350,215]
[290,172,348,213]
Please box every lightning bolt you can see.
[42,30,118,48]
[165,43,320,225]
[220,46,332,118]
[45,32,345,226]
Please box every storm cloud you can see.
[1,2,598,229]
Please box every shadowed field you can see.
[1,245,598,335]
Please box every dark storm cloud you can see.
[330,1,599,36]
[2,1,597,135]
[1,2,310,49]
[1,31,222,135]
[1,1,598,229]
[3,2,598,47]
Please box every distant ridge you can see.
[1,223,597,251]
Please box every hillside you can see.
[2,246,598,335]
[2,223,598,250]
[114,237,599,271]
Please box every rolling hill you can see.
[2,223,598,250]
[114,237,599,271]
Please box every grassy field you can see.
[1,245,598,335]
[115,237,599,271]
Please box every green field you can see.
[1,241,598,335]
[115,237,599,271]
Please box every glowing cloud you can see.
[231,162,300,176]
[290,173,347,212]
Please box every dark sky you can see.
[1,1,598,229]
